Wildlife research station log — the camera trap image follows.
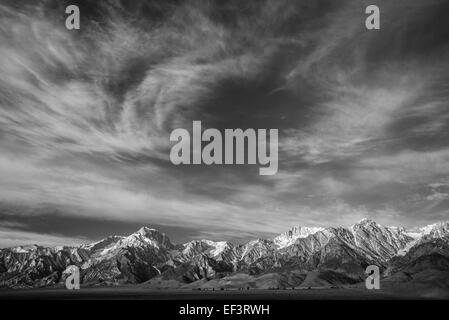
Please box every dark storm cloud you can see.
[0,0,448,246]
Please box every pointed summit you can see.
[116,226,174,250]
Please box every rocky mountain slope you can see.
[1,219,448,290]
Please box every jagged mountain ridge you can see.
[0,219,448,288]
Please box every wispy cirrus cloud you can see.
[0,0,448,246]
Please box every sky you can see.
[1,0,449,247]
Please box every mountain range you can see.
[1,219,449,297]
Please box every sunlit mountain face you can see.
[0,0,449,248]
[1,220,448,299]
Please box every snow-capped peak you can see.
[406,221,449,239]
[94,227,173,257]
[274,226,324,248]
[121,226,172,249]
[135,226,159,236]
[200,240,231,256]
[353,218,379,228]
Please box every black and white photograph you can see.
[0,0,449,311]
